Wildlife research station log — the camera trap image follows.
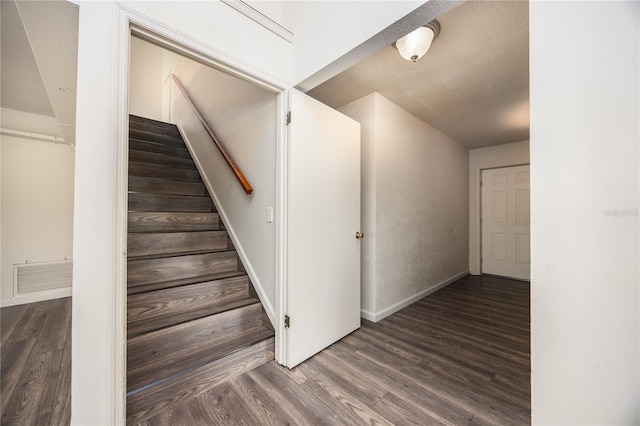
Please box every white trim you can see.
[360,270,469,322]
[0,288,71,307]
[220,0,293,43]
[121,4,288,93]
[471,160,530,276]
[106,6,291,421]
[176,124,276,326]
[360,308,377,322]
[479,164,531,279]
[274,90,290,365]
[0,128,67,144]
[112,6,130,425]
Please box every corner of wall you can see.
[338,94,377,315]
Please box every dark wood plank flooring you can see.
[1,297,71,425]
[141,274,530,425]
[0,275,530,425]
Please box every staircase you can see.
[126,115,274,423]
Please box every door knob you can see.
[355,232,364,239]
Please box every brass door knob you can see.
[355,232,364,239]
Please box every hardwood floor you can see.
[1,297,71,425]
[140,274,530,425]
[0,275,531,425]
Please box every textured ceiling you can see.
[307,1,530,150]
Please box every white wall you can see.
[341,93,469,321]
[468,140,529,275]
[72,3,126,423]
[129,36,164,121]
[246,1,284,25]
[171,56,278,324]
[530,1,639,424]
[0,110,74,307]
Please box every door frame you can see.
[479,164,531,277]
[469,152,530,276]
[109,4,290,423]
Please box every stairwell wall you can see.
[341,93,469,321]
[170,58,278,324]
[129,37,164,121]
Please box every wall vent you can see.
[14,260,73,296]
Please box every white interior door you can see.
[481,165,530,280]
[285,89,361,368]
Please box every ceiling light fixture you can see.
[393,20,441,63]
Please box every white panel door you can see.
[286,89,361,368]
[481,165,530,280]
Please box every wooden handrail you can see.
[171,74,253,195]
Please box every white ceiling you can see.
[307,0,530,150]
[1,0,54,117]
[1,0,78,144]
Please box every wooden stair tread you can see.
[127,303,272,392]
[129,176,206,196]
[128,274,251,324]
[129,162,201,182]
[128,129,185,148]
[129,115,180,132]
[128,212,220,232]
[129,149,196,170]
[128,250,239,288]
[129,192,214,213]
[127,275,252,335]
[127,324,274,393]
[129,139,191,158]
[127,247,234,262]
[126,246,234,261]
[129,117,181,137]
[127,270,247,295]
[126,337,274,424]
[127,231,234,260]
[128,295,260,338]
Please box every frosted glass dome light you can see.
[394,20,440,63]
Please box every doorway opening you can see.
[480,164,531,280]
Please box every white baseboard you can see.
[360,270,469,323]
[1,287,72,307]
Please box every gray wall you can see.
[341,93,469,321]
